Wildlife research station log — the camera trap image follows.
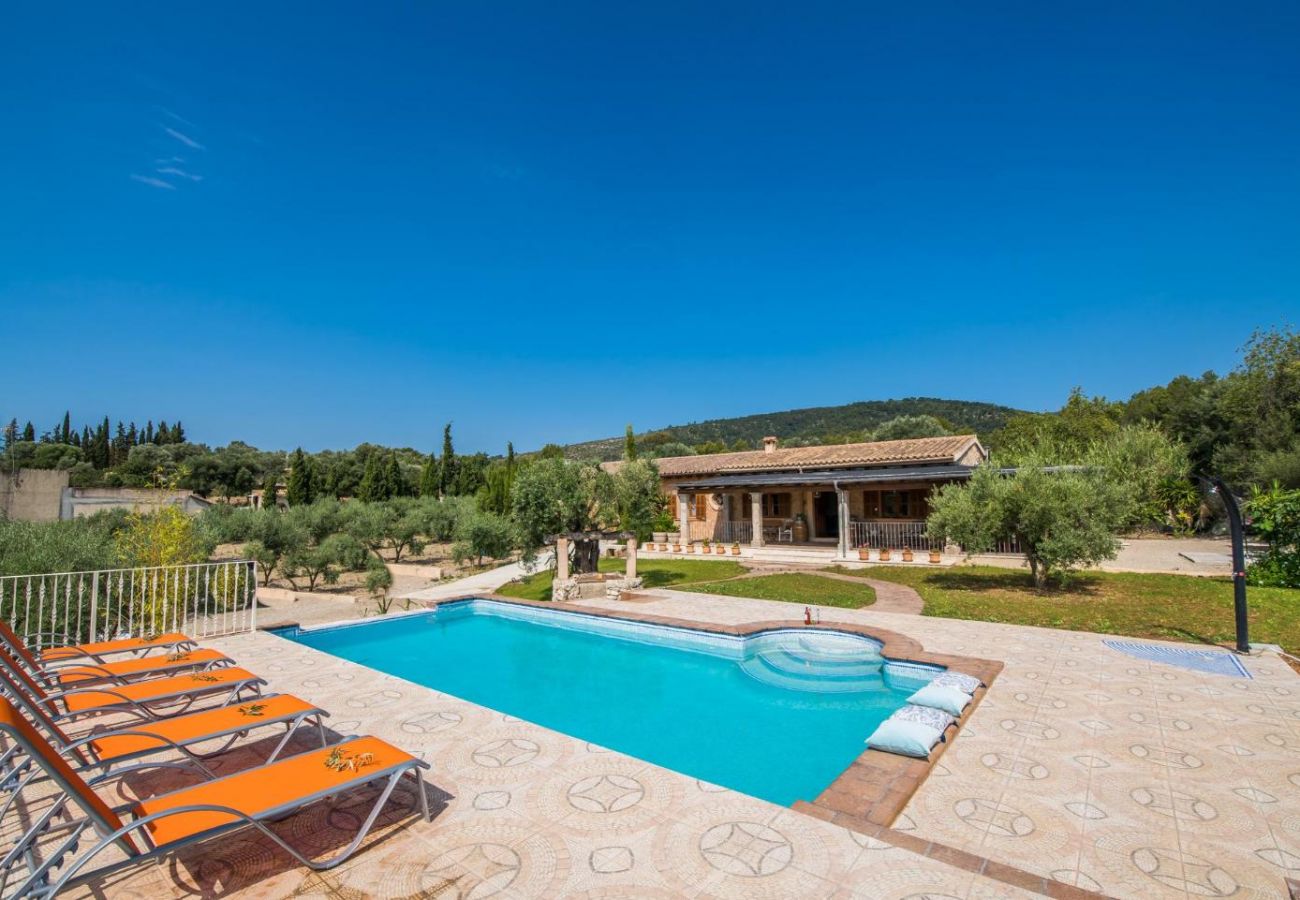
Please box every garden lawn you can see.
[682,573,876,609]
[496,557,746,602]
[828,565,1300,655]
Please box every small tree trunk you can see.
[573,539,600,574]
[1029,555,1046,588]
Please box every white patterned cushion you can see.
[931,672,982,694]
[890,703,955,733]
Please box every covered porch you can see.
[668,464,973,559]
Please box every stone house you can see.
[654,434,988,557]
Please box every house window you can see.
[689,494,708,520]
[762,493,791,518]
[881,490,911,518]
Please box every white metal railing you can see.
[848,521,940,551]
[0,560,259,649]
[714,521,753,543]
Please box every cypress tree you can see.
[357,453,383,502]
[172,421,185,443]
[156,420,170,445]
[419,451,439,497]
[21,422,35,442]
[261,471,278,509]
[144,421,155,444]
[438,423,456,496]
[61,411,71,444]
[384,453,405,498]
[286,448,315,506]
[624,424,637,461]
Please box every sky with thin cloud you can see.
[1,2,1298,452]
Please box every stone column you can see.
[750,492,765,547]
[836,488,850,559]
[806,490,817,540]
[677,493,690,546]
[555,536,570,581]
[626,537,637,580]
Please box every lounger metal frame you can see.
[0,650,266,724]
[0,724,431,899]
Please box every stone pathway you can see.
[682,568,925,615]
[399,553,550,602]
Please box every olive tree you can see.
[927,462,1127,587]
[452,510,516,566]
[511,457,613,573]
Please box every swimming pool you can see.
[276,599,937,805]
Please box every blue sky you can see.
[2,2,1297,453]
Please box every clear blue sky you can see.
[2,2,1297,453]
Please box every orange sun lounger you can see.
[0,622,229,689]
[0,619,196,664]
[0,699,430,898]
[0,643,264,724]
[1,662,329,779]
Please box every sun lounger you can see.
[0,646,264,724]
[0,699,430,898]
[0,620,195,664]
[0,667,328,779]
[0,623,229,689]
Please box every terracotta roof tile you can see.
[655,435,982,477]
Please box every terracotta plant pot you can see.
[672,544,682,553]
[715,545,725,554]
[858,548,871,561]
[687,544,696,554]
[902,548,914,562]
[929,549,942,564]
[731,545,741,555]
[878,548,892,562]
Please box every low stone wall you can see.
[552,573,644,603]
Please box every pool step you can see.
[740,649,888,693]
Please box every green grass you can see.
[827,564,1300,654]
[681,573,877,608]
[495,557,747,602]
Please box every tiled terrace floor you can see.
[59,588,1298,899]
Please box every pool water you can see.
[279,600,933,805]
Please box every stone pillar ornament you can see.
[750,492,765,547]
[678,493,690,545]
[626,537,638,581]
[555,536,570,581]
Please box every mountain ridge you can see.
[560,397,1027,461]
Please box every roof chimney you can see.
[763,436,778,454]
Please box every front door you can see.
[814,491,839,539]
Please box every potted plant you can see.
[731,541,741,555]
[672,542,682,553]
[686,541,696,554]
[902,546,914,562]
[653,531,668,544]
[668,531,681,545]
[858,546,871,561]
[717,542,727,554]
[701,539,711,554]
[792,513,809,543]
[878,547,892,562]
[928,548,942,564]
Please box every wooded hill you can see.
[562,397,1026,461]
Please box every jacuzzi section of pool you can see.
[277,599,937,805]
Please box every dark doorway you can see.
[813,491,839,539]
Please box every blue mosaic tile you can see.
[1102,639,1252,679]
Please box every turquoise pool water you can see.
[278,600,934,805]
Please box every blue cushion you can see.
[931,671,982,693]
[908,683,972,716]
[890,703,955,733]
[866,719,943,758]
